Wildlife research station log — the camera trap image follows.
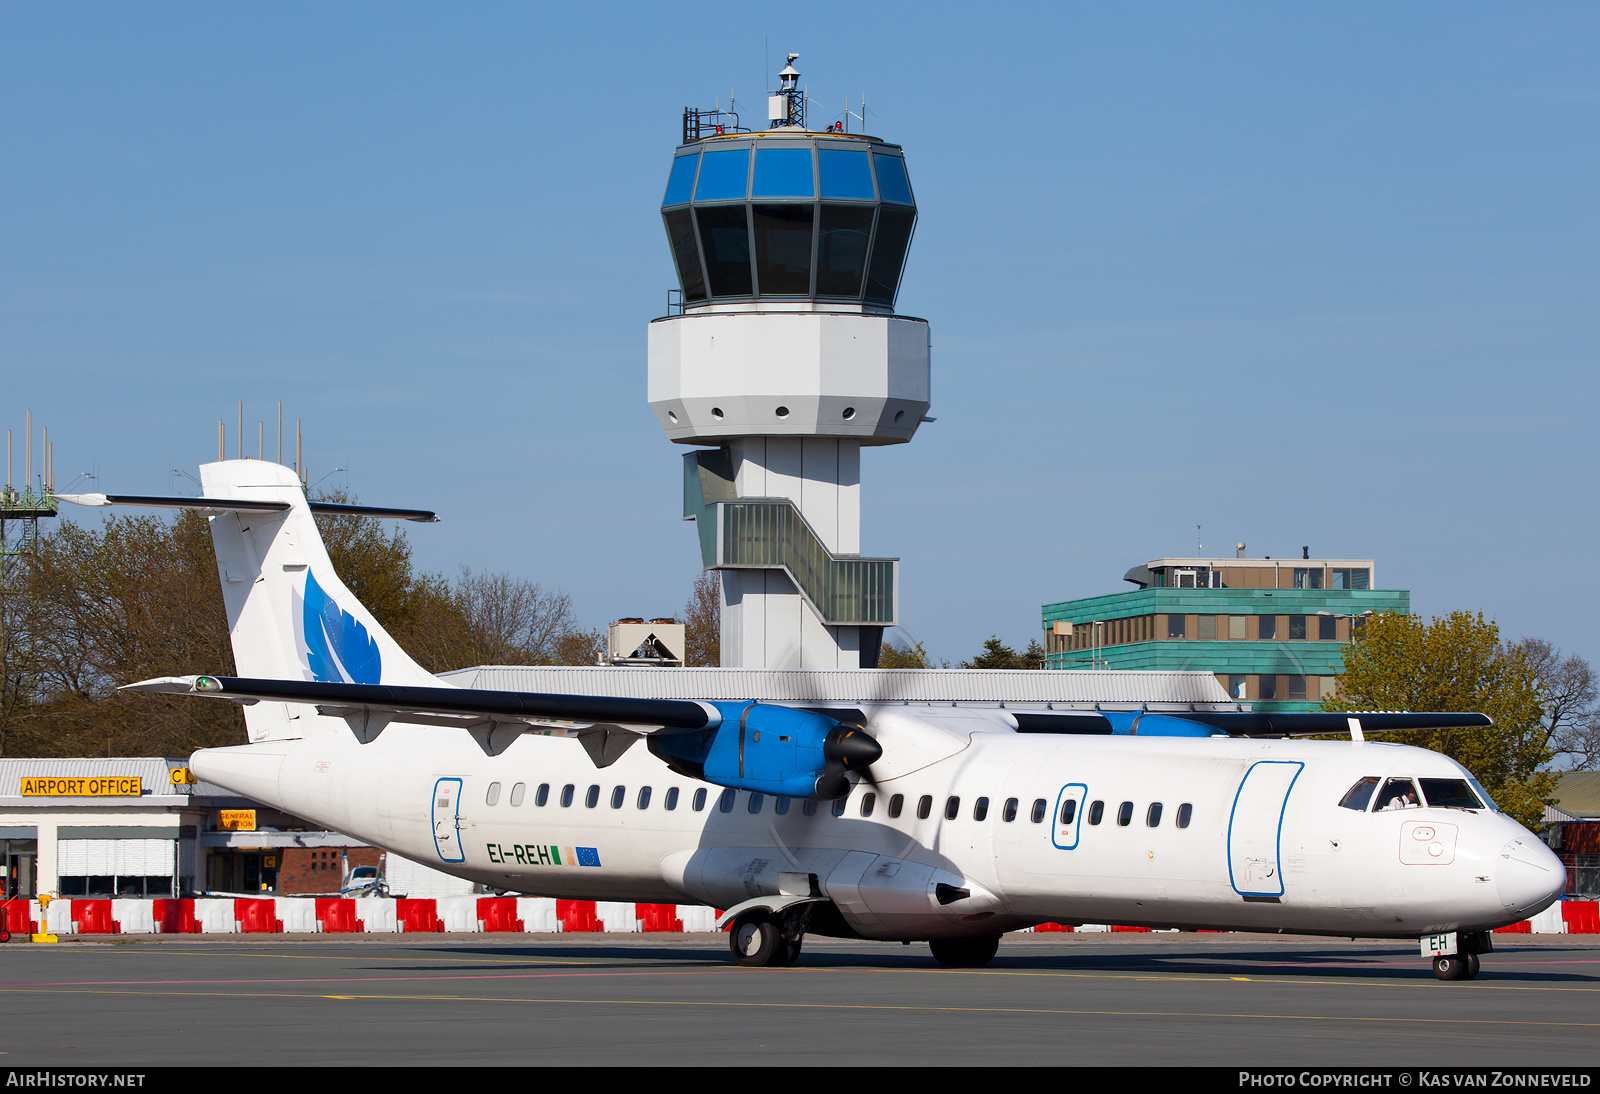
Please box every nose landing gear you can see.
[1433,952,1481,980]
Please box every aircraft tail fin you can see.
[197,460,444,741]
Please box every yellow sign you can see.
[263,855,277,868]
[219,810,257,831]
[20,776,142,797]
[169,768,197,785]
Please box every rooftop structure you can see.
[1042,549,1409,712]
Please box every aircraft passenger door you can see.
[1227,761,1304,899]
[1052,783,1088,850]
[432,777,465,863]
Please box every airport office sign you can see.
[21,776,143,797]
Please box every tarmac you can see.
[1,932,1597,1067]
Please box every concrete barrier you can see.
[27,896,1591,939]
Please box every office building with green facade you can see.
[1041,552,1408,712]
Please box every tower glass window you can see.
[819,149,875,198]
[696,206,753,296]
[663,152,699,206]
[752,204,814,294]
[663,210,706,301]
[694,148,750,201]
[872,153,914,204]
[752,148,815,198]
[864,207,915,304]
[816,206,874,296]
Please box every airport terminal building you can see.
[1041,551,1408,712]
[0,757,382,900]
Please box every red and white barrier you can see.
[9,897,1598,938]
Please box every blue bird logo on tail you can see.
[301,571,382,685]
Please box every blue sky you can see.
[2,3,1595,665]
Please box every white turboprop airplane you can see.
[60,461,1566,980]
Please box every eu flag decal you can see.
[575,847,602,868]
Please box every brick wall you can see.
[277,847,382,895]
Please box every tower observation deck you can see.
[648,58,930,669]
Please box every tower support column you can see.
[719,437,865,669]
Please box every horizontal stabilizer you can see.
[54,493,438,522]
[121,674,720,734]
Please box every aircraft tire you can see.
[1432,955,1468,981]
[929,935,1001,967]
[778,938,803,967]
[1464,953,1480,980]
[730,915,782,967]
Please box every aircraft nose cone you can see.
[1496,837,1565,919]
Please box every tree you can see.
[1,510,244,757]
[1523,638,1600,770]
[0,498,604,755]
[879,639,933,669]
[405,567,589,671]
[961,637,1046,670]
[1321,611,1555,828]
[682,571,720,667]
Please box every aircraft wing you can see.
[1182,711,1493,737]
[122,675,720,759]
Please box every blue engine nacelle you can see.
[1101,711,1217,737]
[647,702,880,800]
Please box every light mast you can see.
[648,57,930,669]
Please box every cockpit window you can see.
[1418,779,1485,810]
[1373,778,1421,811]
[1338,777,1380,811]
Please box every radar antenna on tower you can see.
[768,54,803,129]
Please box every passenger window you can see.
[486,782,502,806]
[1088,800,1105,825]
[775,796,790,815]
[692,788,707,811]
[803,800,818,816]
[1060,799,1076,825]
[748,792,764,814]
[944,796,961,820]
[718,788,736,813]
[560,784,575,808]
[1176,803,1192,828]
[888,794,904,818]
[535,783,550,807]
[665,787,679,811]
[1374,778,1420,811]
[861,793,876,817]
[636,786,652,810]
[973,797,989,822]
[831,795,848,817]
[509,782,526,807]
[1338,777,1380,811]
[611,786,626,809]
[1146,802,1163,827]
[1030,798,1047,823]
[585,785,601,808]
[917,795,933,820]
[1117,801,1133,826]
[1003,798,1018,822]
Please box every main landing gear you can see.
[729,913,803,967]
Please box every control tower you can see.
[648,57,929,670]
